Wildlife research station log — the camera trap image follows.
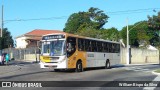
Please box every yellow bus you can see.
[39,32,121,72]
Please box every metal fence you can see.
[2,47,40,61]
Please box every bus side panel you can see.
[95,53,107,67]
[112,53,121,65]
[67,50,86,69]
[86,52,121,68]
[86,52,107,67]
[108,53,120,66]
[86,52,96,67]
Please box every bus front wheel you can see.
[75,61,83,72]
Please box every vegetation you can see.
[120,21,151,47]
[0,28,14,49]
[148,12,160,48]
[154,69,160,73]
[64,7,160,49]
[63,7,109,34]
[1,7,159,50]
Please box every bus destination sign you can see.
[42,35,65,40]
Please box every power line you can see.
[4,16,68,22]
[4,8,160,22]
[107,8,160,14]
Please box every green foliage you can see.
[120,20,158,48]
[63,7,109,34]
[0,28,14,49]
[63,6,160,49]
[120,25,139,47]
[136,21,151,47]
[148,12,160,47]
[88,7,109,29]
[101,27,120,41]
[76,27,101,39]
[63,12,90,33]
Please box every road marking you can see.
[143,76,160,90]
[124,67,151,72]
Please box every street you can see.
[0,60,160,90]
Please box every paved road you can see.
[0,60,160,90]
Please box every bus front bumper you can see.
[39,61,67,69]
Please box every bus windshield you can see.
[42,40,66,56]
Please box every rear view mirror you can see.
[37,41,42,49]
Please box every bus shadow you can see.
[50,65,126,73]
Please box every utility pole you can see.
[126,18,129,65]
[1,5,3,37]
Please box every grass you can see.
[154,69,160,73]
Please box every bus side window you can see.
[95,41,98,52]
[78,38,86,51]
[109,43,112,53]
[78,38,82,51]
[89,40,92,52]
[85,40,89,51]
[82,39,85,51]
[115,44,120,53]
[104,42,108,52]
[92,41,96,52]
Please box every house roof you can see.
[16,29,65,39]
[25,29,65,36]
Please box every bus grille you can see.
[50,57,59,60]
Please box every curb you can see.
[152,70,160,76]
[15,60,40,63]
[124,63,159,66]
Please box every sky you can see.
[1,0,160,39]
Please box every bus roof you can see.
[42,32,120,44]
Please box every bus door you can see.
[66,37,77,68]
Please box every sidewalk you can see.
[8,60,39,65]
[0,60,39,75]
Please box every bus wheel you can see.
[105,60,110,69]
[75,61,83,72]
[54,69,60,72]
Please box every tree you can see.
[120,24,140,47]
[63,7,109,33]
[136,21,151,47]
[76,28,101,38]
[148,12,160,47]
[0,28,14,49]
[63,12,90,33]
[88,7,109,29]
[120,21,153,48]
[101,27,120,41]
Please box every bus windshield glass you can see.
[42,40,66,56]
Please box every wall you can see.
[2,47,40,62]
[24,54,40,61]
[121,48,159,64]
[3,47,159,64]
[15,36,28,48]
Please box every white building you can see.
[15,29,64,48]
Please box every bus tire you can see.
[54,69,60,72]
[75,61,83,72]
[105,60,110,69]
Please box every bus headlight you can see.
[60,56,66,63]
